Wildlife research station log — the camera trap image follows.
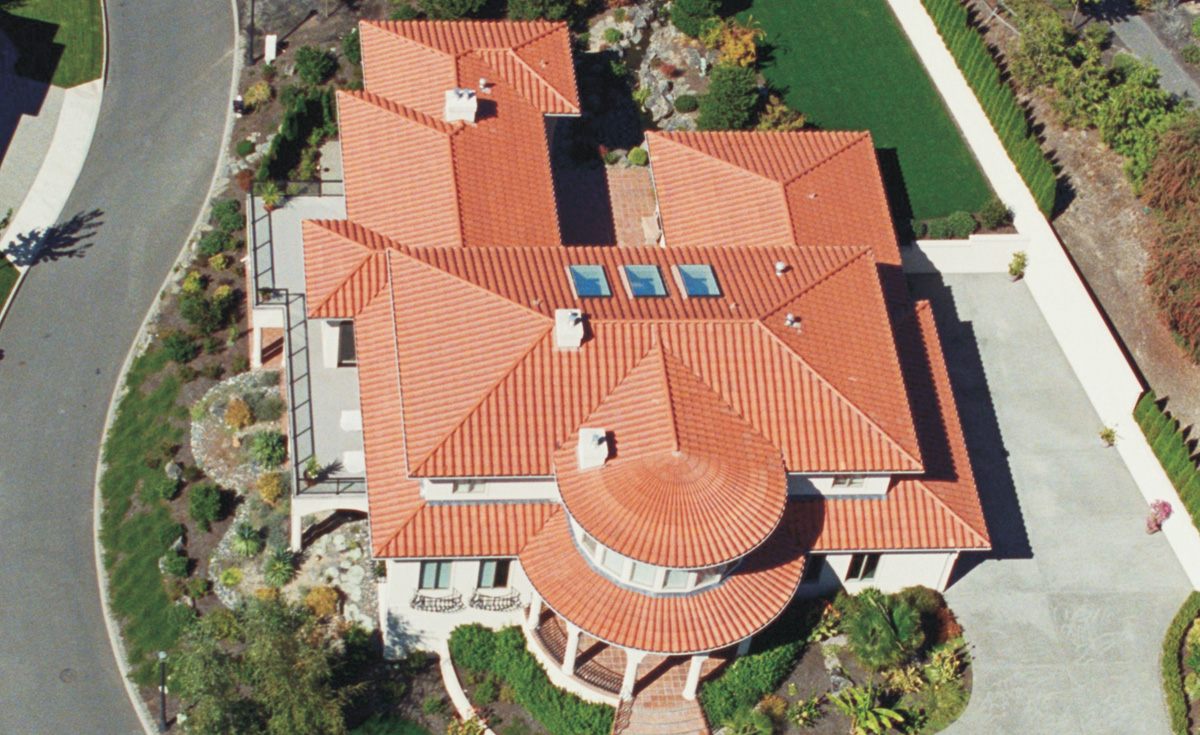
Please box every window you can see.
[675,264,721,297]
[802,554,825,584]
[477,560,510,589]
[696,564,724,587]
[602,548,628,576]
[630,561,656,587]
[663,569,690,589]
[450,480,484,495]
[831,475,866,489]
[623,265,667,297]
[337,321,357,366]
[568,265,612,298]
[845,553,880,582]
[419,561,452,590]
[580,532,598,558]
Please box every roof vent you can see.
[478,78,491,94]
[785,313,801,330]
[444,88,478,123]
[775,261,788,276]
[554,308,584,349]
[577,427,609,470]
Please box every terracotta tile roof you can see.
[521,514,806,653]
[783,301,990,551]
[380,502,561,557]
[646,131,903,272]
[302,219,397,318]
[555,342,788,567]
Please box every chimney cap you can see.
[577,427,609,470]
[774,261,788,276]
[554,308,585,349]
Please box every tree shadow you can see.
[908,274,1033,587]
[4,208,102,267]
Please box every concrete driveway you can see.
[919,274,1191,735]
[0,0,233,731]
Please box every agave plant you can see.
[262,546,296,588]
[231,523,264,558]
[843,588,924,671]
[722,708,773,735]
[829,685,904,735]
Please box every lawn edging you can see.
[917,0,1056,216]
[1162,591,1200,735]
[90,1,243,731]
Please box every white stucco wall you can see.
[420,478,562,502]
[799,551,960,595]
[787,474,892,498]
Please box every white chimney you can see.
[577,427,609,470]
[775,261,788,276]
[555,308,584,349]
[444,88,478,123]
[479,77,490,93]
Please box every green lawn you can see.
[0,256,18,316]
[741,0,992,220]
[0,0,103,87]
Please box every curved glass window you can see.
[570,518,731,593]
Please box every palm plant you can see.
[231,523,264,558]
[722,708,774,735]
[262,546,296,588]
[843,588,924,671]
[829,685,904,735]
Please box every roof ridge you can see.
[781,131,870,188]
[341,88,460,135]
[753,322,924,472]
[654,337,681,453]
[394,248,554,322]
[483,47,576,112]
[409,325,555,476]
[909,479,990,547]
[309,253,387,317]
[756,246,872,320]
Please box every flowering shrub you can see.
[1148,499,1173,534]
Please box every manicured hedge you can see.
[920,0,1057,216]
[1134,391,1200,530]
[448,625,613,735]
[1162,592,1200,734]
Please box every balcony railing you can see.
[411,590,463,613]
[296,476,367,496]
[470,589,522,612]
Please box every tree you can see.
[840,588,924,671]
[697,64,760,131]
[1096,62,1175,160]
[1007,0,1073,90]
[419,0,485,20]
[669,0,719,38]
[508,0,571,21]
[294,46,337,85]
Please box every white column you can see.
[736,637,752,657]
[563,622,581,676]
[527,590,542,627]
[290,507,303,551]
[682,654,708,700]
[936,551,961,592]
[251,325,263,369]
[620,649,646,699]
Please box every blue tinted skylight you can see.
[569,265,611,297]
[623,265,667,297]
[677,264,721,297]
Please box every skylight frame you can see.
[621,264,669,298]
[673,264,722,298]
[567,264,612,298]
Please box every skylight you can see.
[676,264,721,297]
[568,265,611,298]
[623,265,667,297]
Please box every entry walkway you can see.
[1110,14,1200,101]
[922,274,1190,734]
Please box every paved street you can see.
[0,0,233,731]
[926,274,1191,735]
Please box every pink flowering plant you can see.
[1147,499,1173,534]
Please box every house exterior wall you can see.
[420,478,562,502]
[798,550,960,595]
[786,474,892,498]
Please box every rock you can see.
[346,565,366,584]
[339,560,352,570]
[648,94,672,121]
[347,547,363,562]
[331,534,348,552]
[828,669,853,696]
[346,584,363,603]
[165,461,183,481]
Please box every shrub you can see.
[755,95,806,132]
[233,354,250,374]
[263,546,296,588]
[1009,250,1028,278]
[305,585,340,616]
[249,430,287,468]
[148,474,180,501]
[198,230,232,257]
[188,484,224,531]
[236,139,255,157]
[724,708,773,735]
[926,218,953,239]
[670,0,719,38]
[1184,45,1200,66]
[1084,22,1112,49]
[419,0,484,19]
[254,586,280,602]
[674,94,699,113]
[698,64,760,131]
[163,332,198,364]
[509,0,572,21]
[244,81,272,110]
[208,252,231,271]
[231,522,265,557]
[162,549,190,577]
[1193,16,1200,39]
[840,588,924,671]
[205,606,240,640]
[186,577,211,598]
[181,270,207,295]
[613,8,625,22]
[342,29,361,66]
[179,288,238,335]
[475,676,499,704]
[450,623,498,673]
[604,27,622,45]
[977,197,1011,230]
[422,695,449,716]
[295,45,337,85]
[224,397,253,429]
[389,3,421,20]
[946,211,978,238]
[219,567,243,586]
[758,693,787,719]
[627,147,648,166]
[700,18,764,68]
[246,392,286,421]
[210,199,245,234]
[257,472,286,506]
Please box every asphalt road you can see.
[0,0,234,731]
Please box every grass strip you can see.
[0,256,18,317]
[919,0,1058,216]
[1162,591,1200,735]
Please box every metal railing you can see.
[297,476,367,496]
[470,589,522,612]
[411,590,464,613]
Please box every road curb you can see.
[90,0,243,732]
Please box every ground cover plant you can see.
[920,0,1057,215]
[739,0,991,220]
[448,624,613,735]
[0,0,103,86]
